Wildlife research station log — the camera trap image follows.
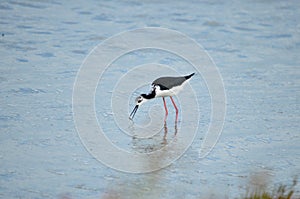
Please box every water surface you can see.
[0,0,299,198]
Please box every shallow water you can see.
[0,0,299,198]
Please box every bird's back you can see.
[152,73,194,90]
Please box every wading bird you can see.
[129,73,195,122]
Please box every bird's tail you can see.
[184,73,195,80]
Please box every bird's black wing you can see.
[152,76,187,90]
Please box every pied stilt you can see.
[129,73,195,122]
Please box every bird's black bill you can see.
[129,105,139,120]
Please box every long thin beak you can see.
[129,105,139,120]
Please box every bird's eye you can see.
[138,100,142,103]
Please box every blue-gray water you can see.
[0,1,299,198]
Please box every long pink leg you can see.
[162,97,168,123]
[170,96,178,122]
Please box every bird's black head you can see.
[129,95,149,120]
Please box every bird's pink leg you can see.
[162,97,168,123]
[170,96,178,122]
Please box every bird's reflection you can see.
[163,120,178,144]
[129,120,178,153]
